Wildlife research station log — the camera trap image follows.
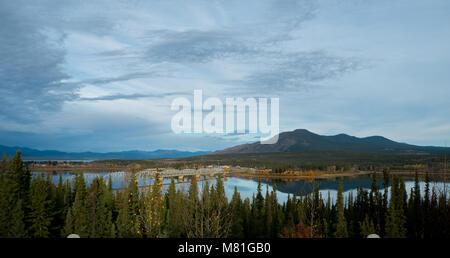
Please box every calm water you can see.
[37,172,449,204]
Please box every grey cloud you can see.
[0,1,75,122]
[143,30,258,63]
[77,72,157,86]
[140,1,318,64]
[236,51,362,93]
[263,0,318,42]
[134,1,356,94]
[18,0,118,36]
[79,92,189,101]
[0,110,172,152]
[268,0,317,27]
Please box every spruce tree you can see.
[242,197,251,237]
[143,173,163,237]
[115,192,130,238]
[10,199,27,238]
[9,150,31,202]
[0,155,10,237]
[71,173,88,237]
[263,185,273,238]
[213,175,230,237]
[385,176,406,238]
[335,178,348,238]
[29,174,52,238]
[186,175,200,237]
[86,177,111,237]
[166,177,177,236]
[271,184,282,238]
[230,186,244,238]
[423,171,431,238]
[166,178,183,237]
[359,214,375,237]
[53,174,66,231]
[0,151,30,237]
[122,172,140,237]
[62,207,74,237]
[252,181,265,237]
[369,172,380,229]
[380,168,390,237]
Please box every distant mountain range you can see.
[2,129,449,160]
[0,145,209,160]
[211,129,450,155]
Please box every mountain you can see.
[211,129,450,155]
[0,145,209,160]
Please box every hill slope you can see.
[212,129,450,155]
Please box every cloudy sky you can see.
[1,0,449,152]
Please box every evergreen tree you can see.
[167,178,185,237]
[242,197,251,237]
[143,173,164,237]
[271,184,282,238]
[230,186,244,238]
[423,171,432,238]
[185,175,200,237]
[335,178,348,238]
[408,171,423,238]
[55,175,65,219]
[380,168,390,237]
[116,172,140,237]
[359,214,375,237]
[263,185,273,238]
[63,181,73,216]
[115,191,130,238]
[86,177,112,237]
[9,150,31,202]
[10,199,27,237]
[213,175,230,237]
[0,151,30,237]
[62,207,74,237]
[385,176,406,238]
[0,155,10,237]
[166,177,183,237]
[252,181,265,237]
[29,174,52,238]
[71,173,88,237]
[369,172,381,231]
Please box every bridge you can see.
[136,167,230,182]
[38,166,255,188]
[68,166,238,184]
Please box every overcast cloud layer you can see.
[0,0,449,152]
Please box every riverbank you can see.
[231,170,449,181]
[231,170,372,180]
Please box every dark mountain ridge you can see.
[0,145,209,160]
[212,129,450,155]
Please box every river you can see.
[36,172,449,204]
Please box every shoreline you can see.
[230,170,449,180]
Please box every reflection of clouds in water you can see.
[224,177,290,203]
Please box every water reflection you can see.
[36,172,449,204]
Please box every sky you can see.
[0,0,449,152]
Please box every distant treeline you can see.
[96,150,449,173]
[0,150,449,238]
